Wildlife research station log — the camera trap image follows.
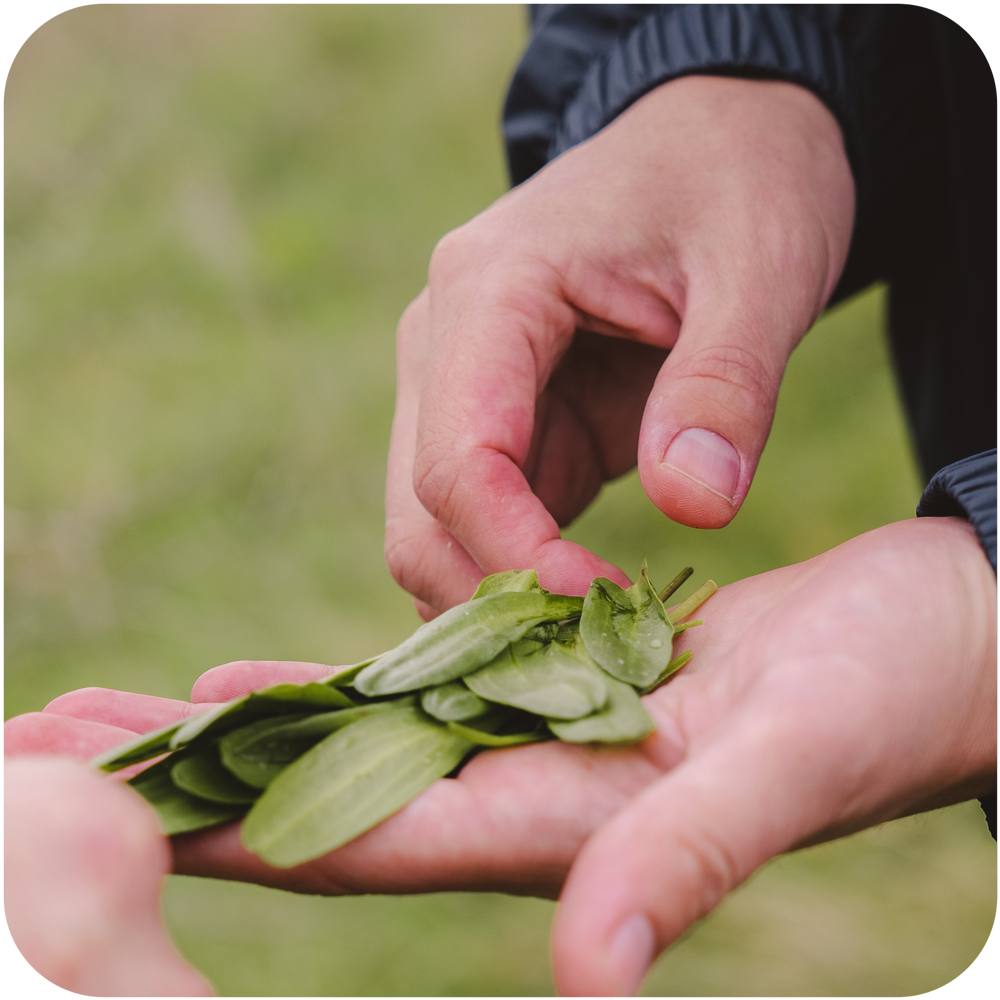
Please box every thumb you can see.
[636,296,798,529]
[551,735,817,997]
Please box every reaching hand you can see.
[9,517,994,995]
[385,74,855,615]
[4,756,213,996]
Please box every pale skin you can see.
[4,757,213,997]
[4,76,996,996]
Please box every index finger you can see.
[415,256,628,596]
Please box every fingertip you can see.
[412,597,440,621]
[607,913,656,996]
[4,712,140,759]
[533,539,631,596]
[190,661,334,702]
[553,897,656,997]
[663,428,740,500]
[639,461,740,528]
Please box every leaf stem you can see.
[640,649,693,695]
[658,566,694,603]
[672,618,703,635]
[667,580,718,625]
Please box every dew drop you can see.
[650,639,663,648]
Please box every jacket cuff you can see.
[916,449,997,573]
[916,449,997,839]
[550,5,860,174]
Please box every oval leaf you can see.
[420,683,490,721]
[219,702,410,789]
[241,707,473,867]
[579,561,674,687]
[471,568,544,598]
[170,681,356,750]
[353,591,584,696]
[129,760,246,835]
[464,640,607,719]
[91,719,185,772]
[170,747,260,804]
[546,669,655,744]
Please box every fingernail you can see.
[662,428,740,501]
[608,913,656,996]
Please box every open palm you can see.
[7,516,994,995]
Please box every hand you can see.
[385,75,855,615]
[4,756,213,996]
[11,519,995,994]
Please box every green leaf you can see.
[90,719,185,772]
[546,639,656,743]
[219,701,411,789]
[218,715,309,788]
[464,639,607,719]
[353,590,584,696]
[471,569,544,599]
[579,560,674,687]
[241,707,473,868]
[446,720,548,747]
[420,682,490,721]
[320,655,382,687]
[129,759,246,835]
[170,746,260,804]
[521,621,560,642]
[169,681,356,750]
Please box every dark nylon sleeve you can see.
[917,449,998,839]
[504,4,870,187]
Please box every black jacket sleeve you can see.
[918,449,998,840]
[504,4,868,187]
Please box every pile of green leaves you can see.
[93,563,715,868]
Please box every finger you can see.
[385,291,486,611]
[5,757,212,996]
[4,712,150,760]
[412,597,440,622]
[551,717,842,997]
[415,254,630,597]
[44,688,207,731]
[190,660,338,702]
[635,282,801,529]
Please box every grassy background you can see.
[5,6,995,996]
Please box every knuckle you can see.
[429,220,510,288]
[671,823,742,914]
[411,439,462,524]
[396,293,427,338]
[383,519,439,601]
[429,226,476,282]
[676,342,776,409]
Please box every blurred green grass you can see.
[5,6,994,996]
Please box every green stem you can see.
[641,649,693,695]
[667,580,718,625]
[658,566,694,604]
[672,618,703,635]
